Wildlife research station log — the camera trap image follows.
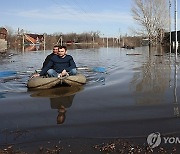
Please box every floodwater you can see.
[0,46,180,150]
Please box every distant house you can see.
[66,40,74,45]
[164,31,180,45]
[0,27,8,40]
[24,33,44,45]
[0,27,8,51]
[141,38,149,46]
[171,31,180,43]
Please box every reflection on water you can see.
[0,92,6,98]
[30,86,83,98]
[173,47,179,117]
[23,44,42,52]
[51,95,74,124]
[129,46,180,118]
[130,46,171,105]
[30,86,83,124]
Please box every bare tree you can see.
[131,0,169,46]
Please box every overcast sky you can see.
[1,0,180,37]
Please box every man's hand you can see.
[31,73,40,78]
[58,73,62,78]
[58,70,69,78]
[62,69,67,76]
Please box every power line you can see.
[50,0,78,16]
[49,0,113,36]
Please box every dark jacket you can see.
[42,53,55,69]
[40,55,76,76]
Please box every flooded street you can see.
[0,46,180,152]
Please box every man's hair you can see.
[53,45,60,48]
[60,45,67,51]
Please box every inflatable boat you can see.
[27,74,86,89]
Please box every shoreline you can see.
[1,136,179,153]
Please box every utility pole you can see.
[169,0,172,46]
[102,34,105,45]
[22,33,25,46]
[173,0,179,117]
[175,0,178,58]
[119,28,121,46]
[22,33,25,52]
[60,35,63,46]
[43,33,46,51]
[106,36,108,48]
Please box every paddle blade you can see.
[92,67,106,73]
[0,71,17,78]
[77,67,106,73]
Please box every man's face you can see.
[53,47,59,54]
[58,48,66,57]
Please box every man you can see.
[33,46,77,78]
[42,45,59,69]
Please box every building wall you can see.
[171,31,180,42]
[164,31,180,45]
[0,39,7,51]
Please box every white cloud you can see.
[1,4,137,35]
[16,5,133,24]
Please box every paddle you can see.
[0,71,17,78]
[77,67,106,73]
[26,67,106,73]
[0,67,106,77]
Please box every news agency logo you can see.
[147,132,161,148]
[147,132,180,149]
